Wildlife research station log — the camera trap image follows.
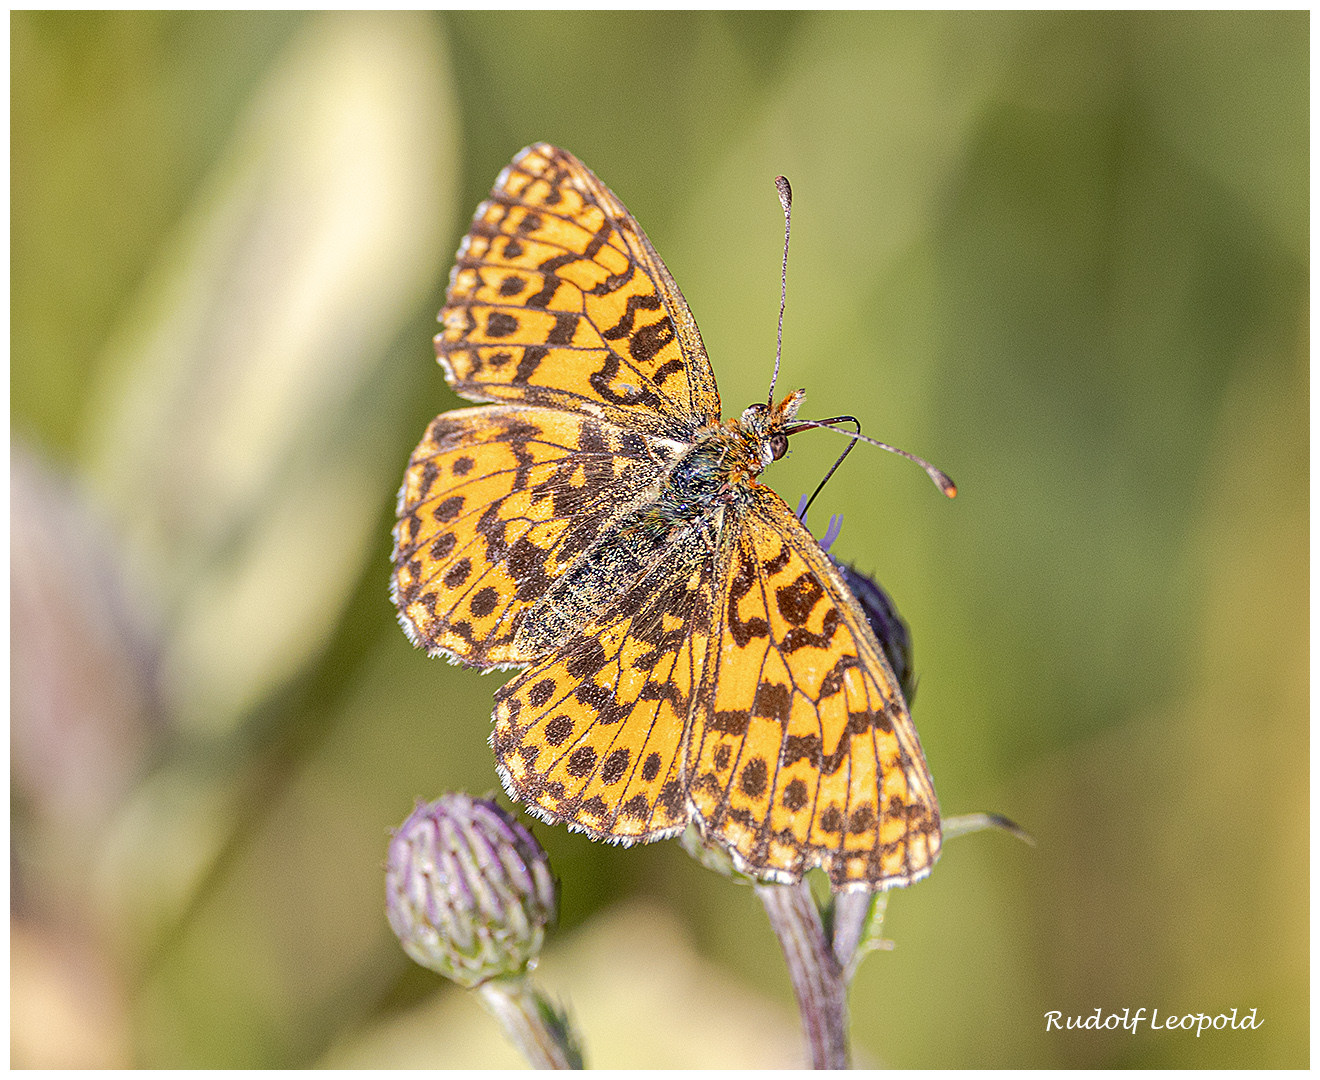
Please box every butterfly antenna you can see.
[785,416,958,498]
[768,175,792,408]
[798,417,862,519]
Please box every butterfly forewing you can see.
[439,143,721,432]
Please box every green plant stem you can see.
[756,881,850,1069]
[476,974,582,1069]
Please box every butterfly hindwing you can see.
[438,143,721,432]
[686,488,942,890]
[491,526,718,841]
[392,404,673,668]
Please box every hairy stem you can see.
[830,890,873,975]
[756,881,850,1068]
[477,974,582,1069]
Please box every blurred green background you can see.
[11,11,1307,1068]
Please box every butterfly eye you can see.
[769,432,789,460]
[741,401,769,428]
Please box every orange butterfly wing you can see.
[438,143,721,432]
[491,527,717,841]
[687,488,942,890]
[392,405,677,668]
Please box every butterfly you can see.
[392,144,943,890]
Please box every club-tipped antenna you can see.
[768,175,792,408]
[784,417,958,498]
[797,417,862,520]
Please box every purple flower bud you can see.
[836,563,916,707]
[385,794,556,988]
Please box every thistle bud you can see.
[836,563,916,707]
[385,794,556,988]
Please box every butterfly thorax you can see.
[717,387,807,489]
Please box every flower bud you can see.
[836,563,916,707]
[385,794,556,988]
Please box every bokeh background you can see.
[11,10,1307,1068]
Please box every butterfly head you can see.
[740,388,806,469]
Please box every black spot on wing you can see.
[739,757,768,798]
[776,572,824,626]
[567,745,597,778]
[487,311,519,338]
[752,681,791,724]
[527,678,556,708]
[601,747,630,785]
